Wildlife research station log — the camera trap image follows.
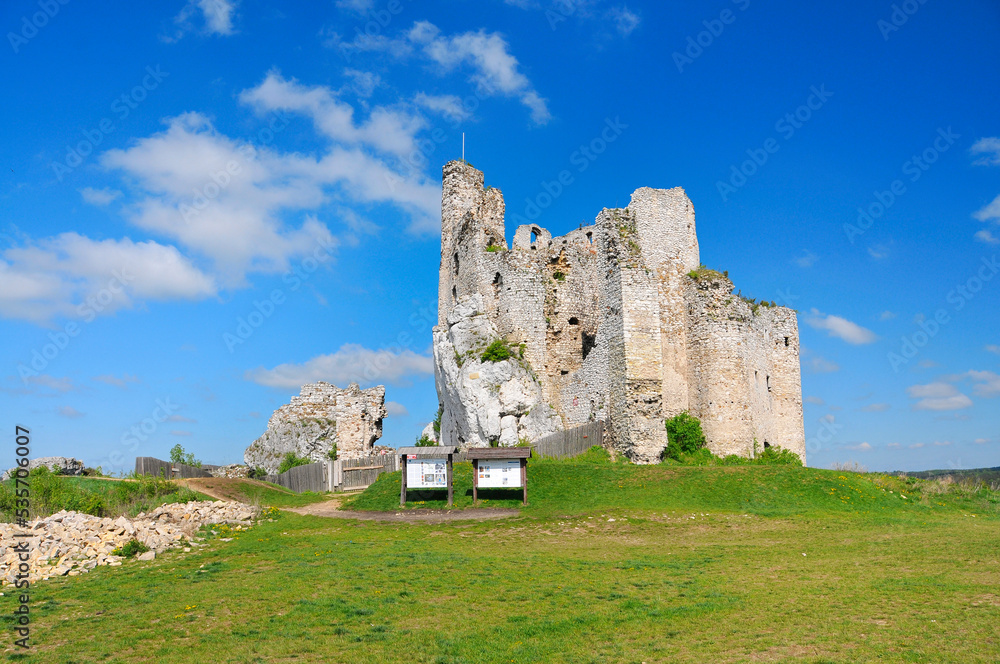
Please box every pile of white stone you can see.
[210,464,250,479]
[0,501,259,585]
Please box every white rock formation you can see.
[433,294,562,448]
[2,456,85,481]
[244,382,387,473]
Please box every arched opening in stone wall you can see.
[582,331,596,360]
[453,252,459,275]
[493,272,503,295]
[586,231,593,244]
[452,285,457,304]
[766,376,771,392]
[784,336,790,347]
[763,441,771,449]
[530,227,540,249]
[568,317,579,325]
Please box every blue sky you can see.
[2,0,998,474]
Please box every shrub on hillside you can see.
[277,453,311,475]
[112,539,150,558]
[415,434,437,447]
[663,411,707,461]
[170,444,201,468]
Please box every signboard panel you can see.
[477,458,522,488]
[406,457,448,488]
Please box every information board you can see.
[406,456,447,488]
[476,458,522,488]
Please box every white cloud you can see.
[0,233,216,323]
[246,343,434,388]
[608,5,640,36]
[170,430,193,436]
[79,187,121,206]
[971,137,1000,166]
[975,229,1000,245]
[906,382,973,411]
[917,359,940,368]
[385,401,409,417]
[933,440,953,447]
[415,92,471,123]
[167,414,197,423]
[58,405,84,418]
[909,442,925,449]
[409,22,551,124]
[805,356,839,373]
[974,438,990,444]
[965,370,1000,397]
[879,310,896,321]
[805,309,878,345]
[343,68,381,98]
[974,194,1000,223]
[25,375,76,392]
[867,244,889,260]
[240,71,425,157]
[861,403,890,412]
[172,0,238,38]
[846,442,872,451]
[335,0,374,14]
[804,395,824,405]
[986,344,1000,355]
[93,374,140,388]
[793,250,817,268]
[887,442,901,449]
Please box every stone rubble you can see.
[2,457,86,481]
[210,464,251,479]
[0,501,259,585]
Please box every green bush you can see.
[415,434,437,447]
[112,539,150,558]
[248,466,268,480]
[433,405,443,436]
[277,453,312,475]
[663,411,707,461]
[481,339,512,363]
[327,445,338,462]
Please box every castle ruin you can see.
[431,160,805,464]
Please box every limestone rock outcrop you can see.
[433,294,562,448]
[2,456,85,481]
[244,382,386,473]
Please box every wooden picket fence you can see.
[134,457,212,479]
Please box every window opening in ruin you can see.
[493,272,503,293]
[586,231,593,244]
[530,227,540,249]
[560,370,569,375]
[763,441,771,449]
[766,376,771,392]
[582,331,597,360]
[784,336,789,347]
[568,317,579,325]
[453,252,459,275]
[452,285,457,303]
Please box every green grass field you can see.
[3,452,998,663]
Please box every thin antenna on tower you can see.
[462,132,465,162]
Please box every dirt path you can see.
[176,477,295,502]
[286,501,519,522]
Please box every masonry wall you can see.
[434,160,805,463]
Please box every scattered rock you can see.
[0,501,260,586]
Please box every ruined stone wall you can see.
[433,160,805,463]
[244,382,386,472]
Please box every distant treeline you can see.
[893,467,1000,485]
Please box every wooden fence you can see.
[135,457,213,479]
[262,462,326,493]
[532,421,604,458]
[334,454,399,491]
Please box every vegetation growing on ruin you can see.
[432,405,443,436]
[686,264,729,282]
[277,452,312,475]
[485,243,504,252]
[481,339,513,362]
[415,434,437,447]
[552,270,566,281]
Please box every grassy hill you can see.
[347,447,1000,520]
[4,450,998,663]
[894,466,1000,486]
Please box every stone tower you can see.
[432,160,805,463]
